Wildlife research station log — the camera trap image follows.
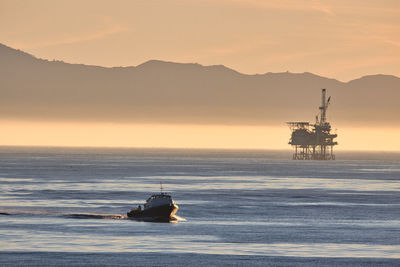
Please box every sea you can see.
[0,147,399,266]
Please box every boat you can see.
[127,182,179,222]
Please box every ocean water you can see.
[0,147,399,266]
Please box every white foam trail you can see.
[172,215,187,221]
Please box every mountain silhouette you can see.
[1,43,399,126]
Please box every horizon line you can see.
[1,144,399,153]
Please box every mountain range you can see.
[1,43,399,126]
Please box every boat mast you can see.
[160,181,164,194]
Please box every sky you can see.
[1,0,400,150]
[1,0,399,82]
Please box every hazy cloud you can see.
[11,18,127,49]
[222,0,335,15]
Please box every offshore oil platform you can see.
[287,89,338,160]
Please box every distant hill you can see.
[1,43,399,126]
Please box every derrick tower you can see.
[287,89,338,160]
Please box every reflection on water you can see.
[1,227,400,258]
[2,176,400,196]
[1,148,400,262]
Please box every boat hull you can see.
[127,203,178,221]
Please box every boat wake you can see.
[0,209,60,216]
[0,209,126,219]
[0,209,185,222]
[63,213,126,220]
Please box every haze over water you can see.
[1,147,399,266]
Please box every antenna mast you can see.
[320,88,327,124]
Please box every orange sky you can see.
[1,0,399,81]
